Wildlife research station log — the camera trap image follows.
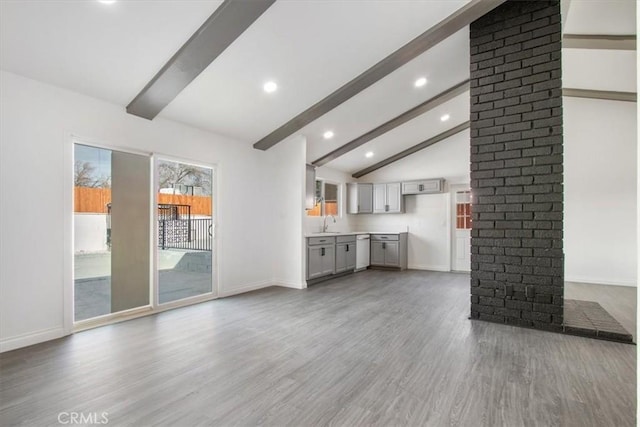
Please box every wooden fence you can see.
[74,187,212,215]
[74,187,111,213]
[306,201,338,217]
[157,193,212,216]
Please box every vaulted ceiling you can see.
[1,0,636,177]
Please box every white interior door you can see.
[452,190,471,272]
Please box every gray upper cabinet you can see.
[401,178,444,195]
[373,182,403,214]
[346,183,373,214]
[305,164,316,210]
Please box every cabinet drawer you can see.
[336,235,356,244]
[307,236,336,246]
[371,234,399,241]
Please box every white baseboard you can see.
[0,327,67,353]
[408,264,451,272]
[273,279,305,290]
[565,276,637,287]
[218,280,273,297]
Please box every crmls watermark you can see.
[57,412,109,425]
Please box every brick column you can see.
[469,0,563,331]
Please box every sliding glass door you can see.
[73,143,216,325]
[73,143,151,322]
[156,159,214,304]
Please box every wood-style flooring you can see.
[565,281,637,341]
[0,270,636,426]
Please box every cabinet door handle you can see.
[321,247,325,256]
[382,242,386,249]
[419,184,424,192]
[385,204,389,212]
[346,244,349,252]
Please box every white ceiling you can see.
[0,0,222,106]
[159,0,468,142]
[303,29,469,165]
[327,91,470,173]
[0,0,637,177]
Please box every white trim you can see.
[70,133,152,156]
[68,137,222,334]
[449,183,471,272]
[0,327,66,353]
[153,154,220,303]
[408,264,451,272]
[146,293,217,314]
[70,137,154,331]
[74,306,153,332]
[565,276,637,288]
[63,132,74,335]
[151,154,160,309]
[273,279,305,289]
[444,191,452,272]
[73,293,224,333]
[218,280,273,298]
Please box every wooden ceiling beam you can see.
[352,121,470,178]
[252,0,506,151]
[127,0,275,120]
[563,34,636,51]
[312,80,469,167]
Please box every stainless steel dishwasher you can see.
[355,234,370,271]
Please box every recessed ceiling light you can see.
[98,0,117,4]
[414,77,427,88]
[365,151,374,158]
[440,114,450,122]
[323,131,334,139]
[263,81,277,93]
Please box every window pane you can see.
[324,183,338,216]
[157,160,213,304]
[74,144,150,321]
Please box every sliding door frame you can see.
[64,134,219,335]
[152,154,219,310]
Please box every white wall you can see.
[564,96,637,286]
[0,70,282,351]
[270,135,306,289]
[74,214,108,253]
[352,130,471,271]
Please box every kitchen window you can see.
[307,180,339,217]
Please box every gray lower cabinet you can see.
[307,242,335,280]
[335,235,357,273]
[370,233,407,269]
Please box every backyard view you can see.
[74,144,213,321]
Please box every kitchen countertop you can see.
[305,231,407,237]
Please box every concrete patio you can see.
[74,250,212,321]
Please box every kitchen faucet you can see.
[323,215,336,233]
